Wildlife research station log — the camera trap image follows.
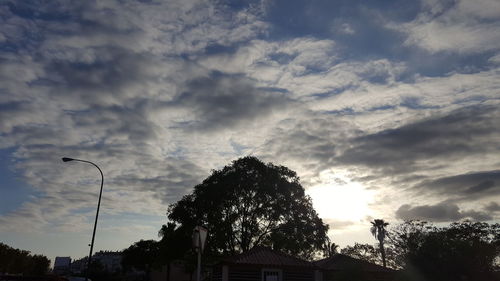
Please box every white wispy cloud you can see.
[395,0,500,54]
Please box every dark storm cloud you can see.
[170,73,291,131]
[415,170,500,200]
[337,105,500,174]
[396,202,493,222]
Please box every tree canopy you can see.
[387,220,500,281]
[167,156,329,260]
[121,239,160,273]
[0,243,50,275]
[341,243,381,265]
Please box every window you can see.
[262,269,282,281]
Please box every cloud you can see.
[254,111,361,185]
[0,0,274,237]
[396,202,493,222]
[395,0,500,54]
[415,170,500,200]
[324,219,358,230]
[484,202,500,213]
[169,73,292,131]
[336,105,500,174]
[112,157,207,203]
[263,0,414,59]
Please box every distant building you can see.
[92,251,122,273]
[53,256,71,275]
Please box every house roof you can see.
[221,246,314,268]
[314,254,393,272]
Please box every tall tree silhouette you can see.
[167,156,329,260]
[370,219,389,267]
[158,223,189,281]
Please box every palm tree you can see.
[324,240,339,257]
[370,219,389,268]
[158,223,182,281]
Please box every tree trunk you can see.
[379,241,386,268]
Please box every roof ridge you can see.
[314,254,394,272]
[259,246,310,264]
[222,246,313,267]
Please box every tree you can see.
[167,156,329,260]
[324,240,340,257]
[388,220,500,281]
[386,220,435,269]
[29,254,51,276]
[157,223,191,281]
[122,239,160,280]
[0,243,50,275]
[341,243,380,265]
[370,219,389,267]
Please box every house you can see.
[211,247,396,281]
[212,247,321,281]
[152,247,397,281]
[315,254,396,281]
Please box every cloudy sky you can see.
[1,0,500,261]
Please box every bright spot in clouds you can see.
[307,170,375,222]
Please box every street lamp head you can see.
[62,157,75,162]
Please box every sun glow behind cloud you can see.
[307,170,375,223]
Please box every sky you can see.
[1,0,500,263]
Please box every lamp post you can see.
[62,157,104,281]
[192,226,207,281]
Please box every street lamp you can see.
[62,157,104,281]
[192,226,207,281]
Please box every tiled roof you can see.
[222,246,314,268]
[314,254,393,272]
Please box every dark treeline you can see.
[0,243,50,275]
[121,220,500,281]
[342,220,500,281]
